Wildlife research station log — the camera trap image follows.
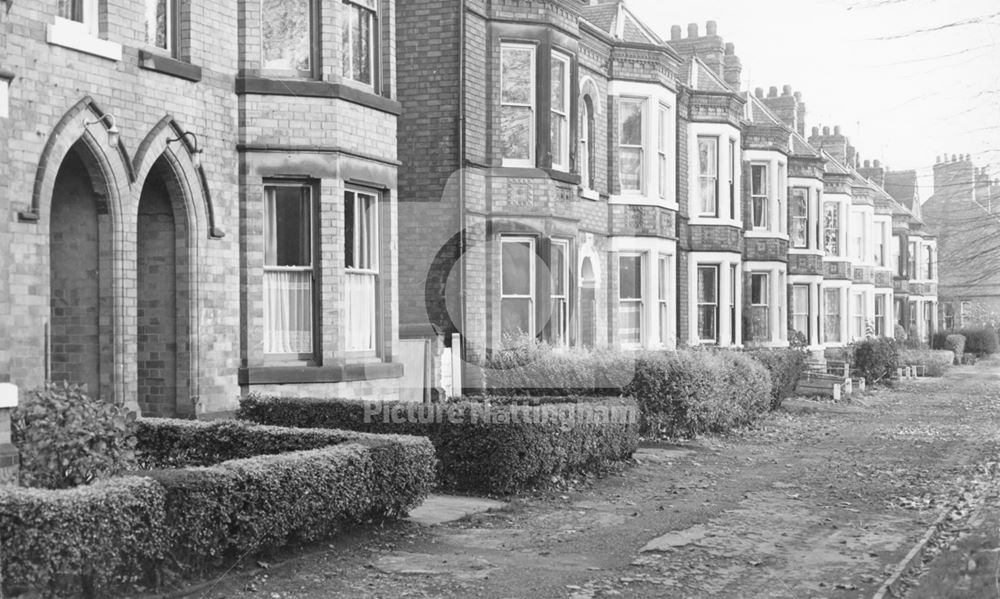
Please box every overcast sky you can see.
[628,0,1000,202]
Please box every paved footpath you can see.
[188,358,1000,599]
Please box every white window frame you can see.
[728,139,737,219]
[618,253,645,348]
[750,163,769,230]
[909,240,919,280]
[500,237,536,338]
[658,104,669,199]
[0,80,8,120]
[790,187,809,249]
[749,272,770,342]
[697,136,719,217]
[851,292,866,340]
[697,264,719,343]
[550,51,571,171]
[263,182,315,357]
[823,287,842,344]
[579,95,594,190]
[618,97,646,194]
[500,43,536,168]
[144,0,176,55]
[345,188,381,353]
[658,254,671,346]
[342,0,379,88]
[776,163,786,234]
[824,200,842,257]
[893,235,904,276]
[58,0,99,37]
[874,293,886,337]
[792,284,810,340]
[550,239,570,347]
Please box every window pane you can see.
[59,0,83,21]
[265,187,311,267]
[824,289,841,343]
[619,303,641,345]
[502,47,533,105]
[620,148,643,191]
[619,100,643,146]
[346,272,377,351]
[501,106,532,161]
[700,179,717,215]
[502,241,532,296]
[791,188,808,248]
[262,0,311,72]
[751,165,767,196]
[501,298,532,337]
[145,0,170,49]
[551,244,566,296]
[792,285,809,336]
[824,202,840,255]
[264,270,313,353]
[698,138,717,176]
[697,267,717,303]
[698,306,716,341]
[752,197,767,228]
[751,274,767,304]
[550,113,566,166]
[551,57,566,112]
[343,3,373,85]
[619,256,642,300]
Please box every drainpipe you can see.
[457,1,467,369]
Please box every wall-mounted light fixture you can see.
[85,113,120,148]
[166,131,204,169]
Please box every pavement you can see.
[174,357,1000,599]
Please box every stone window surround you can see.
[745,262,789,348]
[688,122,740,226]
[608,79,677,212]
[744,149,789,240]
[788,177,823,254]
[687,252,741,347]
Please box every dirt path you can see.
[189,358,1000,599]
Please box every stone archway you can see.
[49,142,113,397]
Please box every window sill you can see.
[580,188,600,201]
[235,77,402,116]
[239,361,404,386]
[138,50,202,82]
[688,217,742,228]
[745,231,789,241]
[46,19,121,61]
[608,194,679,212]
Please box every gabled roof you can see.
[744,93,821,158]
[884,171,919,211]
[580,0,661,45]
[820,150,852,176]
[687,57,733,93]
[789,131,821,158]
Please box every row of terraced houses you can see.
[0,0,938,418]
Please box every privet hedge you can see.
[898,349,956,376]
[2,419,436,596]
[743,348,809,409]
[958,328,999,356]
[624,351,772,438]
[238,396,640,496]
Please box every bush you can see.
[959,327,999,356]
[481,337,634,396]
[238,396,639,496]
[851,337,900,385]
[12,382,138,489]
[945,335,965,365]
[624,350,772,438]
[0,477,166,596]
[898,349,955,376]
[744,348,809,409]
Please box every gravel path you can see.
[179,358,1000,599]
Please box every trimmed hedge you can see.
[851,337,900,385]
[2,420,436,595]
[744,348,809,409]
[624,351,772,437]
[481,339,634,396]
[238,396,640,495]
[898,349,955,377]
[958,327,999,356]
[0,477,166,596]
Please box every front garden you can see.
[4,328,997,597]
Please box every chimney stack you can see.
[670,25,682,40]
[666,21,728,81]
[760,84,807,137]
[809,125,850,165]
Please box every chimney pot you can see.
[793,91,802,100]
[670,25,681,40]
[724,42,735,55]
[834,125,841,136]
[782,84,792,96]
[951,154,957,162]
[687,23,698,37]
[706,20,717,35]
[754,87,763,98]
[863,160,871,168]
[874,159,881,168]
[966,153,972,162]
[768,86,778,97]
[811,126,819,137]
[936,155,941,164]
[823,126,830,136]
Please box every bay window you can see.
[792,285,809,339]
[658,105,669,199]
[58,0,98,36]
[750,273,770,341]
[824,202,840,256]
[619,98,645,192]
[698,137,719,216]
[262,0,313,76]
[144,0,176,54]
[790,188,809,248]
[264,184,314,356]
[550,52,571,171]
[750,164,768,229]
[342,0,378,88]
[823,288,841,343]
[501,238,535,338]
[697,265,719,342]
[500,44,536,166]
[658,255,670,345]
[550,240,570,346]
[345,189,380,352]
[618,254,643,346]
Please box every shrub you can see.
[945,335,966,364]
[238,396,639,496]
[959,327,999,356]
[481,337,634,396]
[894,324,908,344]
[624,350,772,438]
[898,349,955,376]
[0,477,166,597]
[744,348,809,409]
[12,382,138,489]
[851,337,900,385]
